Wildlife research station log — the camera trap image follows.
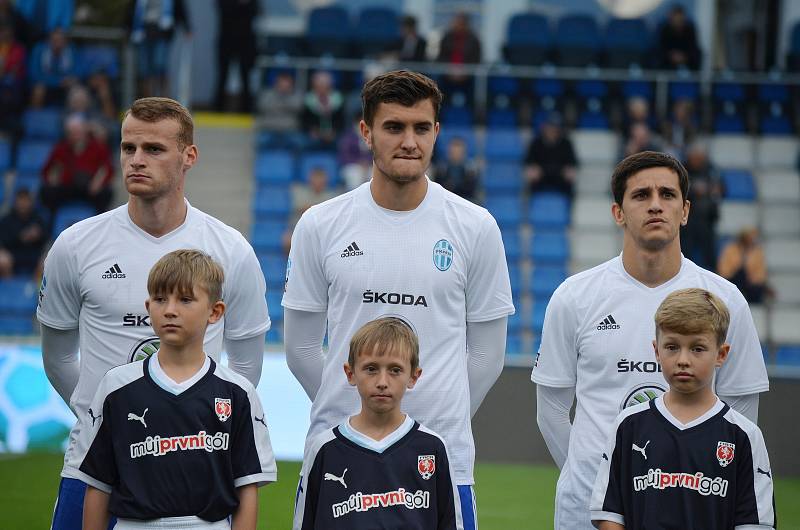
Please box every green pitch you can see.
[3,453,798,528]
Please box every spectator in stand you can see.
[338,116,372,191]
[256,71,302,147]
[718,227,770,304]
[0,21,26,165]
[658,4,701,70]
[29,27,81,108]
[126,0,190,97]
[214,0,258,112]
[524,112,577,199]
[398,15,427,63]
[437,12,481,99]
[621,96,653,142]
[0,188,47,279]
[622,122,662,158]
[433,136,479,202]
[283,166,339,253]
[662,98,698,159]
[40,113,114,216]
[0,0,35,49]
[65,83,116,144]
[301,70,344,149]
[681,142,721,270]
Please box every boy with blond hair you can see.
[590,288,775,530]
[293,316,463,530]
[67,250,276,530]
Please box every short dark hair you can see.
[124,97,194,149]
[361,70,442,126]
[611,151,689,206]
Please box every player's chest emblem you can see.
[127,407,148,428]
[324,468,348,488]
[632,440,650,460]
[433,239,454,271]
[716,441,735,467]
[418,454,436,479]
[215,398,232,422]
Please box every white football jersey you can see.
[531,255,769,530]
[283,179,515,484]
[37,201,270,477]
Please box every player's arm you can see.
[40,324,80,410]
[536,384,575,469]
[83,485,111,530]
[719,393,760,424]
[598,522,625,530]
[225,333,267,388]
[232,484,258,530]
[284,308,327,401]
[466,316,507,417]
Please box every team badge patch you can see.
[716,442,735,467]
[215,398,232,422]
[418,455,436,480]
[433,239,454,271]
[128,336,160,363]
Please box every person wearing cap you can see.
[523,112,578,199]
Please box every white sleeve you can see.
[719,393,760,424]
[466,317,507,417]
[283,211,329,312]
[715,292,769,396]
[222,242,270,340]
[284,308,327,401]
[41,324,80,413]
[36,231,81,329]
[225,333,266,388]
[465,215,515,322]
[531,282,579,387]
[536,384,575,469]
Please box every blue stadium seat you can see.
[487,109,517,128]
[251,221,288,255]
[0,139,10,172]
[622,80,653,101]
[266,290,284,320]
[669,81,699,103]
[306,5,352,58]
[713,114,746,134]
[760,115,793,135]
[506,310,523,333]
[532,298,549,333]
[507,261,523,293]
[505,333,522,355]
[353,7,399,57]
[440,106,474,127]
[299,151,338,184]
[16,140,54,173]
[253,187,291,220]
[0,278,38,315]
[604,18,651,68]
[484,129,523,161]
[435,128,478,159]
[503,13,551,65]
[502,229,521,262]
[775,346,800,366]
[484,197,522,229]
[720,169,756,201]
[22,109,62,140]
[528,230,569,264]
[712,83,747,133]
[266,318,283,343]
[577,110,610,130]
[255,150,294,185]
[488,75,520,97]
[528,192,570,228]
[52,202,96,238]
[530,265,566,298]
[80,45,120,78]
[555,15,600,67]
[483,162,522,195]
[0,316,34,335]
[259,253,289,288]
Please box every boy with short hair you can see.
[67,249,277,530]
[590,288,775,530]
[293,317,463,530]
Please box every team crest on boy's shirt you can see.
[418,455,436,480]
[215,398,232,422]
[716,442,735,467]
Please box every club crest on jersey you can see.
[128,336,160,363]
[418,455,436,480]
[620,383,667,410]
[215,398,232,422]
[716,442,735,467]
[432,239,454,271]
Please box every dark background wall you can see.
[473,367,799,476]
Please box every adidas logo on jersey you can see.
[340,241,363,258]
[597,314,620,330]
[102,264,126,279]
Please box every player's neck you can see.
[369,171,428,211]
[128,193,188,238]
[350,409,406,441]
[156,345,206,383]
[663,388,718,424]
[621,238,682,288]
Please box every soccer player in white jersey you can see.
[531,151,769,530]
[283,70,514,528]
[37,97,270,530]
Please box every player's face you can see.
[120,116,197,200]
[654,331,729,397]
[344,344,421,415]
[360,100,439,185]
[145,286,224,350]
[612,167,689,252]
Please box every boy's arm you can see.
[231,484,258,530]
[83,485,111,530]
[598,522,625,530]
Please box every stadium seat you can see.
[668,81,699,103]
[502,229,522,262]
[435,128,478,159]
[709,135,755,169]
[0,316,34,335]
[52,203,95,238]
[712,83,747,134]
[507,261,523,294]
[352,7,400,57]
[259,253,289,288]
[440,106,474,127]
[528,230,569,264]
[532,299,548,333]
[775,346,800,367]
[266,290,284,321]
[22,108,62,140]
[757,171,800,203]
[528,192,570,228]
[305,5,352,58]
[554,15,600,67]
[765,239,800,273]
[755,137,798,169]
[15,140,54,173]
[483,162,523,195]
[622,80,653,101]
[761,205,800,238]
[486,109,518,128]
[770,308,800,344]
[254,150,294,185]
[488,75,520,97]
[266,318,283,343]
[719,169,756,201]
[604,18,650,68]
[505,333,523,355]
[253,186,291,220]
[572,130,619,166]
[0,278,38,315]
[575,166,613,196]
[484,129,523,161]
[572,197,615,230]
[570,230,619,271]
[503,13,552,66]
[80,44,120,78]
[251,221,288,255]
[717,202,758,236]
[530,265,566,298]
[484,197,522,229]
[770,273,800,306]
[298,151,338,184]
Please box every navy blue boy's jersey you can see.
[591,396,776,530]
[65,356,277,522]
[293,419,463,530]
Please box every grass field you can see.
[3,453,798,528]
